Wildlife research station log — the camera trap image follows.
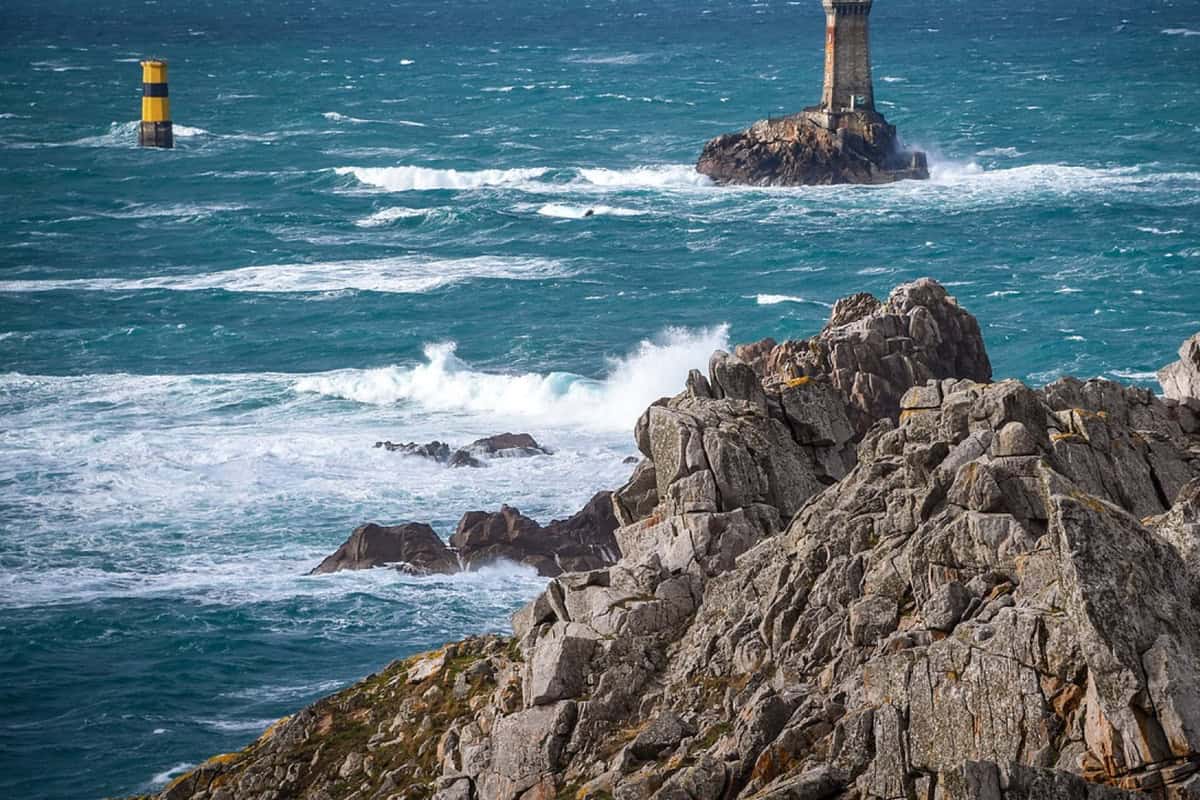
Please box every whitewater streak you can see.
[0,255,569,295]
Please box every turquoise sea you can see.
[1,1,1198,797]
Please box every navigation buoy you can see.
[139,59,173,148]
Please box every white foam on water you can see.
[353,207,432,227]
[909,160,1200,209]
[196,718,281,733]
[1137,226,1183,235]
[754,294,832,307]
[975,147,1024,158]
[1163,28,1200,36]
[323,111,370,123]
[536,203,643,219]
[293,325,728,431]
[150,763,195,787]
[0,255,569,295]
[223,679,346,702]
[565,52,652,65]
[1109,369,1160,381]
[880,75,906,82]
[336,163,715,196]
[336,165,550,192]
[575,164,712,189]
[0,326,726,608]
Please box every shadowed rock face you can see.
[149,287,1200,800]
[696,112,928,187]
[309,522,459,576]
[311,492,621,579]
[451,492,621,578]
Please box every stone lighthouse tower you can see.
[694,0,928,185]
[820,0,875,112]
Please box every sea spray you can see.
[293,324,730,431]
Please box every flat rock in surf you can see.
[310,491,620,578]
[373,432,552,468]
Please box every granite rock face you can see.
[696,112,928,187]
[1159,332,1200,408]
[764,278,993,434]
[149,291,1200,800]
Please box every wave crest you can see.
[293,325,729,431]
[335,165,550,192]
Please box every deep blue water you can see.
[1,1,1198,797]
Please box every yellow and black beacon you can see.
[139,59,173,148]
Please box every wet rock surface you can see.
[309,522,460,576]
[149,283,1200,800]
[375,433,552,468]
[312,492,621,579]
[451,492,621,578]
[696,112,928,187]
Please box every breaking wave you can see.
[353,207,438,227]
[293,325,729,431]
[536,203,644,219]
[334,163,711,194]
[574,165,712,189]
[335,165,550,192]
[755,294,832,307]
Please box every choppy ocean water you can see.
[1,0,1197,797]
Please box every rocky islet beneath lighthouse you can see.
[697,0,929,186]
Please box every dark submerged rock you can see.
[374,432,551,468]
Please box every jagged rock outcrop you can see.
[696,112,928,187]
[312,492,620,579]
[375,433,552,468]
[1159,332,1200,411]
[763,278,993,434]
[451,492,621,577]
[147,291,1200,800]
[310,522,460,576]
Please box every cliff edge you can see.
[147,279,1200,800]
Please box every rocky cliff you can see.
[146,280,1200,800]
[696,112,928,187]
